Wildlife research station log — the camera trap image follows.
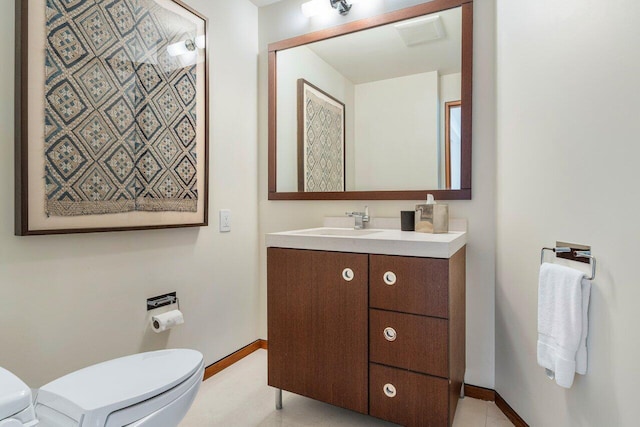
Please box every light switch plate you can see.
[219,209,231,232]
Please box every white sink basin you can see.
[290,228,382,237]
[266,227,467,259]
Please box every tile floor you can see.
[180,350,513,427]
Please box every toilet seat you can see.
[34,349,204,427]
[0,368,32,421]
[0,368,38,427]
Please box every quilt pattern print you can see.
[304,90,343,192]
[45,0,199,216]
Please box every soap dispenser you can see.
[415,194,449,233]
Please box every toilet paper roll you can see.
[151,309,184,333]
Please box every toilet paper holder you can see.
[147,292,180,311]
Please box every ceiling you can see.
[304,7,462,84]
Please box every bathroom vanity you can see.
[266,228,466,427]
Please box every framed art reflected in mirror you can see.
[297,79,346,192]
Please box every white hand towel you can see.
[537,262,591,388]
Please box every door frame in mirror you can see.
[268,0,473,200]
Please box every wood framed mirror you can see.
[268,0,473,201]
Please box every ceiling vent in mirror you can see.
[394,15,445,47]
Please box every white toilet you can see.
[0,349,204,427]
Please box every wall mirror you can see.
[268,0,473,200]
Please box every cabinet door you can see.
[267,248,368,414]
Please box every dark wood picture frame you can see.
[268,0,473,201]
[15,0,209,235]
[297,79,346,192]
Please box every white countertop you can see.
[266,227,467,259]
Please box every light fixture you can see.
[166,35,206,68]
[331,0,352,15]
[301,0,354,18]
[301,0,331,17]
[195,34,206,50]
[167,35,206,57]
[167,39,196,57]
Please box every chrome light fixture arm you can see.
[331,0,352,15]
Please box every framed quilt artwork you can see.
[15,0,208,235]
[297,79,345,192]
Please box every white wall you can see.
[440,73,462,104]
[0,0,260,387]
[259,0,496,388]
[276,46,355,191]
[354,72,439,191]
[495,0,640,424]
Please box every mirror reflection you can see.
[276,6,462,193]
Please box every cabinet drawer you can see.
[369,309,448,378]
[370,363,449,427]
[370,254,449,318]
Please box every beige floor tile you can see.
[486,417,515,427]
[181,350,497,427]
[456,397,490,417]
[452,412,487,427]
[487,402,509,421]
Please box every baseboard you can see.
[464,384,528,426]
[202,343,527,427]
[464,384,495,401]
[495,392,529,427]
[202,339,267,381]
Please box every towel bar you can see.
[541,244,596,280]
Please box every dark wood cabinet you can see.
[368,249,466,426]
[369,309,448,378]
[369,363,449,427]
[267,246,466,426]
[267,248,369,414]
[370,254,450,318]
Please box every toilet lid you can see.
[37,349,203,422]
[0,367,32,420]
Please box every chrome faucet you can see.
[346,206,369,229]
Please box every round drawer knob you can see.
[383,383,397,398]
[342,268,354,281]
[383,327,397,342]
[383,271,397,285]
